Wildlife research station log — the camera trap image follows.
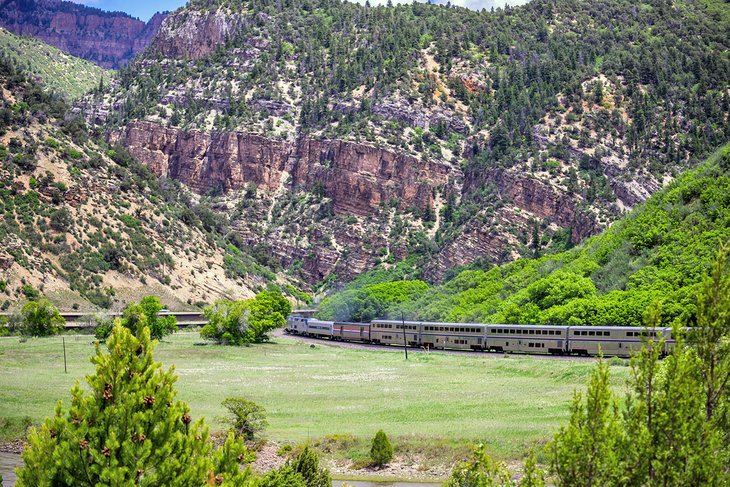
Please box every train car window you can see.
[589,331,595,336]
[574,331,579,336]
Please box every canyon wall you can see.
[0,0,166,68]
[110,121,453,217]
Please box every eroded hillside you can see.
[0,59,306,311]
[80,0,730,287]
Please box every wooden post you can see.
[62,336,67,373]
[401,312,408,360]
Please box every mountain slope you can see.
[0,58,306,311]
[81,0,730,287]
[318,144,730,326]
[0,0,166,69]
[0,27,110,99]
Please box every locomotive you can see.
[285,316,675,357]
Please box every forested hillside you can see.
[318,144,730,327]
[0,27,110,100]
[0,58,306,311]
[81,0,730,288]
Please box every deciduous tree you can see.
[20,299,64,337]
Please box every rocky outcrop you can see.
[0,0,166,68]
[475,169,599,244]
[109,121,454,216]
[148,8,246,61]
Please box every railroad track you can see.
[0,309,315,329]
[0,311,207,329]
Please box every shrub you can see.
[370,430,394,467]
[20,283,40,300]
[220,397,268,441]
[20,299,64,337]
[290,445,330,487]
[93,317,114,340]
[258,463,306,487]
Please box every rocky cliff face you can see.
[79,0,730,289]
[110,122,452,217]
[0,0,166,68]
[109,121,605,284]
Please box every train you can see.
[284,316,676,357]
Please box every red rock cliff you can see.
[110,121,454,216]
[0,0,166,68]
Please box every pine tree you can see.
[290,445,330,487]
[446,443,512,487]
[691,244,730,427]
[548,358,624,486]
[369,429,394,467]
[16,323,252,486]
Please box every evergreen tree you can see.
[446,444,512,487]
[548,358,624,486]
[691,244,730,428]
[369,429,394,467]
[258,463,306,487]
[290,445,330,487]
[16,324,252,486]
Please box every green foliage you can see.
[21,283,40,300]
[20,299,64,337]
[690,244,730,430]
[318,280,429,321]
[258,463,306,487]
[117,296,178,341]
[220,397,268,441]
[548,249,730,485]
[446,444,513,487]
[369,429,394,467]
[16,324,253,486]
[289,445,331,487]
[201,291,290,345]
[324,145,730,326]
[548,358,624,485]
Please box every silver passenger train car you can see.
[284,316,675,357]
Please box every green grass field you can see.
[0,332,630,461]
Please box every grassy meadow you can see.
[0,332,630,461]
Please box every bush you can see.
[20,284,40,300]
[93,317,114,340]
[221,397,268,441]
[201,291,290,345]
[20,299,64,337]
[259,463,306,487]
[370,430,394,467]
[290,445,330,487]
